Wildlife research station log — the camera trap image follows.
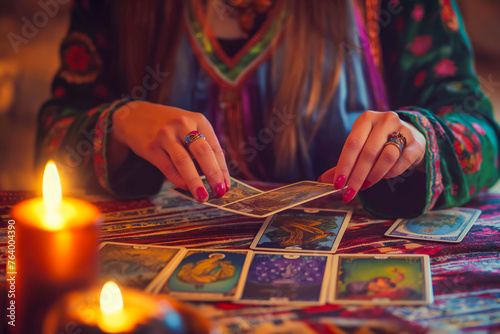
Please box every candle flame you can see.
[100,281,124,314]
[42,161,64,230]
[43,161,62,210]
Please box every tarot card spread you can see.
[153,249,252,301]
[330,254,433,305]
[385,208,481,243]
[98,242,185,292]
[240,252,332,305]
[250,208,352,253]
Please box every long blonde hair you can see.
[113,0,348,176]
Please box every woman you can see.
[36,0,500,218]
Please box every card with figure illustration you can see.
[98,242,186,292]
[170,176,262,207]
[222,181,341,218]
[385,208,482,243]
[250,208,352,253]
[330,254,433,305]
[240,252,332,305]
[153,249,253,301]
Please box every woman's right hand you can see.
[110,101,230,202]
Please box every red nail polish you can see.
[196,187,208,201]
[342,188,356,203]
[361,180,371,190]
[215,183,225,197]
[225,179,230,192]
[334,175,346,189]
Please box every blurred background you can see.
[0,0,499,191]
[0,0,70,190]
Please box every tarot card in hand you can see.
[240,252,332,305]
[250,208,352,253]
[153,249,252,301]
[330,254,433,305]
[385,208,481,243]
[98,242,185,292]
[222,181,341,218]
[170,176,262,207]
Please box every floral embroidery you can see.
[88,106,101,117]
[93,99,130,196]
[440,0,459,32]
[65,45,91,71]
[414,70,426,87]
[60,32,102,84]
[472,122,486,135]
[449,122,482,174]
[434,59,457,77]
[41,108,56,130]
[42,117,75,153]
[399,109,443,212]
[409,35,432,56]
[411,4,424,22]
[93,107,113,193]
[468,185,475,197]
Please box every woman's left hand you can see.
[318,110,426,203]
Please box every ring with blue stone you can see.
[384,131,406,155]
[184,130,205,150]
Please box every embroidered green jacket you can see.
[36,0,500,218]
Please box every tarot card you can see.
[170,176,262,207]
[385,208,482,243]
[330,254,433,305]
[240,252,332,305]
[98,242,185,292]
[250,208,352,253]
[222,181,341,218]
[153,249,252,301]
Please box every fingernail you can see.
[361,180,371,191]
[334,175,346,189]
[196,187,208,201]
[215,183,226,197]
[225,179,230,192]
[342,188,356,203]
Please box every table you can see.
[1,184,499,333]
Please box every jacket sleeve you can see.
[36,0,164,198]
[359,0,500,218]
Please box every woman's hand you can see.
[110,101,230,202]
[318,110,426,203]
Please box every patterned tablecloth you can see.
[1,184,499,333]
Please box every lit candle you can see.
[11,161,101,334]
[42,281,212,334]
[98,281,136,333]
